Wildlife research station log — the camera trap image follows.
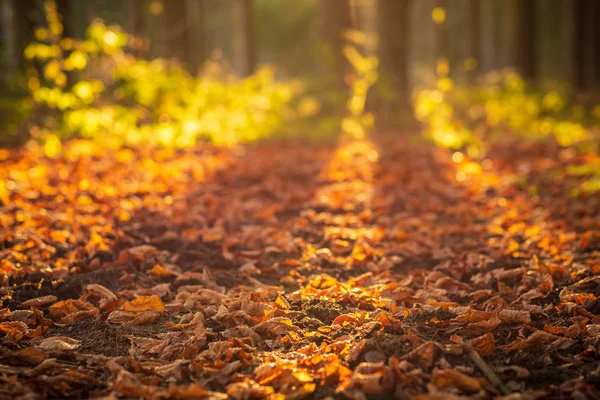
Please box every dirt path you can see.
[0,138,599,399]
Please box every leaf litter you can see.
[0,138,599,398]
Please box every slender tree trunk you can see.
[128,0,145,36]
[435,0,448,64]
[160,0,190,65]
[55,0,74,38]
[1,0,17,73]
[570,0,586,90]
[185,0,205,74]
[465,0,480,83]
[593,0,600,89]
[319,0,352,91]
[128,0,146,56]
[514,0,536,80]
[233,0,255,77]
[584,0,598,89]
[377,0,414,129]
[492,0,504,69]
[15,0,37,68]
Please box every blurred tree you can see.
[465,0,480,83]
[574,0,599,90]
[159,0,190,65]
[319,0,352,94]
[15,0,37,68]
[376,0,414,128]
[255,0,317,78]
[513,0,536,80]
[185,0,205,73]
[233,0,255,76]
[593,0,600,88]
[128,0,145,54]
[55,0,74,38]
[434,0,447,64]
[1,0,17,77]
[570,0,585,90]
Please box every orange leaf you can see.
[453,308,493,323]
[122,295,165,313]
[504,239,520,255]
[432,369,482,393]
[332,314,359,325]
[148,264,177,278]
[470,333,495,357]
[0,322,29,340]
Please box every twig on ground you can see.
[464,342,511,396]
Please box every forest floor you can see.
[1,136,600,399]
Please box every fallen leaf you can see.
[498,309,531,324]
[470,333,495,357]
[432,368,482,393]
[37,336,81,351]
[122,295,165,313]
[22,295,58,308]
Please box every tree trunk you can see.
[465,0,480,83]
[584,0,598,89]
[160,0,190,65]
[514,0,536,80]
[569,0,585,90]
[593,0,600,89]
[233,0,255,77]
[14,0,37,68]
[185,0,205,74]
[1,0,17,73]
[435,0,448,64]
[376,0,414,129]
[55,0,74,38]
[319,0,352,94]
[128,0,146,56]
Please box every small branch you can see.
[464,342,510,396]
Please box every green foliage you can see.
[23,0,308,149]
[416,70,598,152]
[415,69,600,193]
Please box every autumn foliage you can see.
[1,136,599,399]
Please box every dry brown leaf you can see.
[470,332,495,356]
[346,363,394,395]
[37,336,81,351]
[501,330,575,352]
[498,309,531,324]
[48,299,99,323]
[0,321,29,340]
[22,295,58,308]
[166,383,211,399]
[406,341,436,369]
[453,308,493,324]
[107,310,160,325]
[116,244,161,266]
[15,347,48,365]
[467,315,502,333]
[432,368,482,393]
